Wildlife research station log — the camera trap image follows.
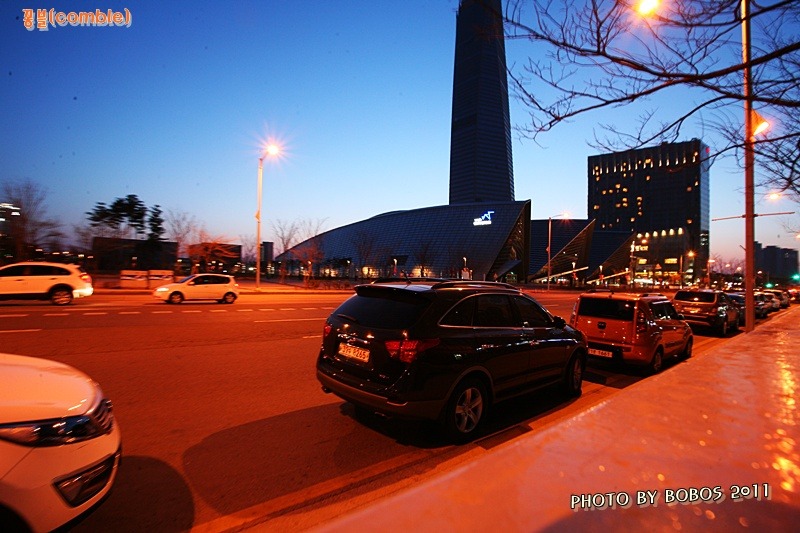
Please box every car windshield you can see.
[674,291,716,303]
[177,275,197,284]
[334,286,431,329]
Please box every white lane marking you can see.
[0,329,41,333]
[120,312,141,315]
[83,312,108,316]
[44,313,69,317]
[0,314,29,318]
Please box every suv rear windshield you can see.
[577,297,635,320]
[674,291,716,303]
[334,287,432,329]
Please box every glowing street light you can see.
[637,0,660,16]
[256,143,281,290]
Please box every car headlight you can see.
[0,401,114,447]
[154,287,169,293]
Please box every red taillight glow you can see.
[636,310,648,334]
[385,338,440,364]
[323,324,332,337]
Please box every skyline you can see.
[2,0,798,263]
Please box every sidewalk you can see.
[318,307,800,532]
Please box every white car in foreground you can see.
[0,353,121,532]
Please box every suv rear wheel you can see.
[50,286,73,305]
[444,378,487,442]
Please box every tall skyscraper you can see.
[449,0,514,205]
[588,139,711,284]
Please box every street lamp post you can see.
[255,144,280,291]
[741,0,757,332]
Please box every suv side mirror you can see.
[552,316,566,329]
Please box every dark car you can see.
[672,289,740,336]
[316,280,587,442]
[724,292,747,326]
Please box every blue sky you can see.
[2,0,797,262]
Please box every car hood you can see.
[0,353,99,423]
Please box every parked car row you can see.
[316,280,799,443]
[725,288,793,321]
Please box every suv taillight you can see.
[636,310,648,334]
[81,273,92,283]
[323,323,332,337]
[385,339,440,364]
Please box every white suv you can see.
[0,262,94,305]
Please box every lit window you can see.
[687,186,692,192]
[687,219,693,225]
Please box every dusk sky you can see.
[2,0,797,262]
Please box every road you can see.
[0,290,738,532]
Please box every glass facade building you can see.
[449,0,514,205]
[277,202,531,282]
[588,139,711,286]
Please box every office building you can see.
[588,139,711,285]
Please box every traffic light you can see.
[792,273,800,282]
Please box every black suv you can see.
[672,289,740,336]
[316,280,587,441]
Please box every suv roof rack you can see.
[370,277,449,284]
[431,280,519,291]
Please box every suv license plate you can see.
[339,343,370,362]
[589,348,613,358]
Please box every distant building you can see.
[0,203,21,262]
[588,139,711,286]
[449,0,514,205]
[283,202,531,282]
[756,242,799,284]
[92,237,178,272]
